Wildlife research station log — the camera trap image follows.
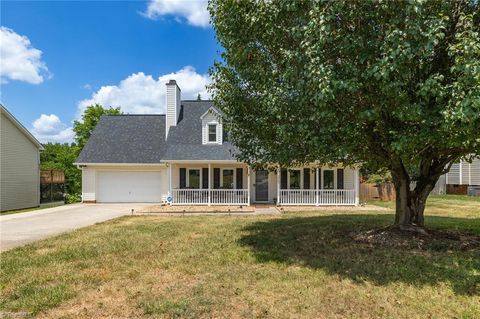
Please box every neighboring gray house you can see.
[444,159,480,195]
[75,80,360,206]
[0,105,44,211]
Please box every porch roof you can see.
[162,143,237,161]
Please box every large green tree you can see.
[73,104,122,151]
[209,0,480,229]
[41,142,81,196]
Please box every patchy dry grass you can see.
[1,196,479,318]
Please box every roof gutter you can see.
[74,162,168,167]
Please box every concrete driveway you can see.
[0,203,150,251]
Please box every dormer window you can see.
[208,124,217,142]
[201,107,222,145]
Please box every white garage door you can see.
[97,171,162,203]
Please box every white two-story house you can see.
[75,80,360,206]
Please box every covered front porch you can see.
[276,166,360,206]
[167,162,359,206]
[168,162,250,206]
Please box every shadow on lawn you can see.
[239,214,480,295]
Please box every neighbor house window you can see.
[188,169,201,189]
[289,170,301,189]
[323,170,334,189]
[222,169,234,188]
[208,124,217,142]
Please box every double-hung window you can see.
[222,169,234,189]
[289,170,301,189]
[323,170,334,189]
[208,124,217,142]
[188,169,201,189]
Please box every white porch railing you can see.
[171,189,249,205]
[279,189,356,205]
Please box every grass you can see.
[0,202,65,216]
[0,196,479,318]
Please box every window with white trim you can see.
[222,169,234,189]
[289,169,301,189]
[323,170,334,189]
[208,124,217,142]
[188,169,201,189]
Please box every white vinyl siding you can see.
[344,168,355,189]
[81,168,96,201]
[447,163,460,184]
[165,83,181,138]
[446,160,480,185]
[472,159,480,185]
[462,162,470,185]
[202,111,223,144]
[0,113,40,211]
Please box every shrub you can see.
[64,193,81,204]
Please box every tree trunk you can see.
[391,168,438,230]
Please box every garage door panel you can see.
[97,171,162,203]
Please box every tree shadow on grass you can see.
[238,214,480,295]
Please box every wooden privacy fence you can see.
[40,170,65,203]
[360,183,396,201]
[40,170,65,184]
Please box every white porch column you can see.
[168,163,173,202]
[315,167,319,206]
[247,166,251,206]
[277,167,281,205]
[208,163,212,206]
[459,162,463,185]
[355,166,360,206]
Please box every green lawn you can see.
[1,196,479,318]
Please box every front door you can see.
[255,170,269,202]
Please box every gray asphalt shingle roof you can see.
[76,101,237,164]
[76,115,167,163]
[163,101,237,161]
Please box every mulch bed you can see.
[351,226,480,251]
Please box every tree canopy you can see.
[209,0,480,228]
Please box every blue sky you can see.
[1,0,219,142]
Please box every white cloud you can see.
[78,66,210,115]
[31,114,74,143]
[0,26,50,84]
[144,0,210,28]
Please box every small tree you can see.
[73,104,122,151]
[209,0,480,229]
